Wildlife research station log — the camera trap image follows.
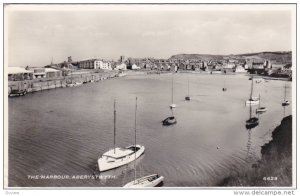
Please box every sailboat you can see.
[169,74,177,109]
[256,94,267,113]
[185,77,191,100]
[124,97,164,188]
[246,104,259,129]
[97,99,145,172]
[245,76,260,105]
[282,84,290,106]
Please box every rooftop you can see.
[8,67,33,74]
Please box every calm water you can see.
[8,73,292,187]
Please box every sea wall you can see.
[8,71,119,95]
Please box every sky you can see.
[6,5,293,67]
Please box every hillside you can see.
[170,51,292,63]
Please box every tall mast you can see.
[188,77,190,96]
[172,74,174,104]
[250,77,254,99]
[114,99,116,154]
[284,84,287,102]
[134,97,137,184]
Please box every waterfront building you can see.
[78,59,98,69]
[28,67,63,79]
[224,62,235,69]
[131,64,141,70]
[235,65,247,73]
[114,63,127,70]
[8,67,33,81]
[102,61,113,70]
[45,68,63,78]
[77,59,112,70]
[32,67,46,78]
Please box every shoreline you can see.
[8,70,120,96]
[218,115,292,187]
[8,69,291,97]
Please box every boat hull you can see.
[246,117,259,129]
[169,104,176,109]
[162,116,177,126]
[282,101,290,106]
[9,89,27,97]
[256,107,267,113]
[123,174,164,188]
[246,99,260,106]
[98,145,145,172]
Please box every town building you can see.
[114,63,127,70]
[8,67,33,81]
[131,64,141,70]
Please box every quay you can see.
[8,70,120,96]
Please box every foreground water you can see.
[8,73,292,187]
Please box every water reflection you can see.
[245,105,259,162]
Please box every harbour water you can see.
[8,73,292,187]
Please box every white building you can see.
[131,64,141,70]
[99,61,112,70]
[235,65,247,73]
[8,67,33,81]
[114,63,127,70]
[45,68,63,78]
[224,62,235,69]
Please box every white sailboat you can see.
[124,97,164,187]
[98,99,145,172]
[123,174,164,188]
[245,76,260,105]
[282,84,290,106]
[256,94,267,113]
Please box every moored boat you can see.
[256,94,267,113]
[124,98,164,188]
[246,117,259,129]
[123,174,164,188]
[98,99,145,172]
[169,104,177,109]
[9,89,27,97]
[256,107,267,113]
[282,84,290,106]
[282,100,290,106]
[98,145,145,172]
[185,77,191,101]
[162,116,177,126]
